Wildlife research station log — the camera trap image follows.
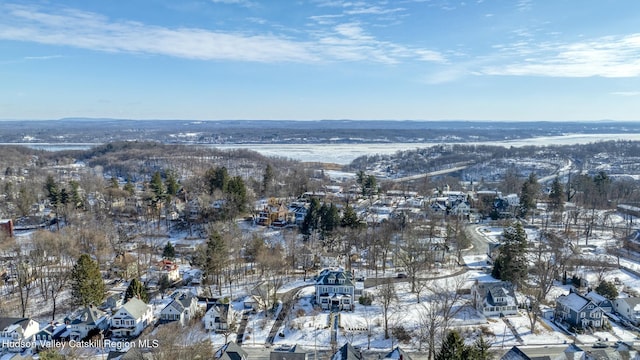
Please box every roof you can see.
[618,297,640,310]
[0,317,31,332]
[332,343,363,360]
[383,346,413,360]
[556,292,593,312]
[316,269,354,287]
[215,341,248,360]
[121,297,150,319]
[501,346,532,360]
[69,305,107,326]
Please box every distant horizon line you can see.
[0,117,636,123]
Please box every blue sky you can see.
[1,0,639,121]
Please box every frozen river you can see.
[209,133,640,164]
[5,133,639,165]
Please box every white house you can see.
[471,280,518,317]
[0,317,40,352]
[160,292,198,326]
[110,297,153,339]
[315,268,355,311]
[204,303,232,332]
[613,297,640,326]
[67,305,109,340]
[157,259,180,282]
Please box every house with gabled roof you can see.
[613,297,640,326]
[215,341,248,360]
[160,291,198,326]
[204,302,232,332]
[383,346,413,360]
[34,322,68,343]
[0,317,39,352]
[110,297,153,339]
[315,268,355,311]
[554,291,604,330]
[332,343,363,360]
[66,304,109,340]
[471,280,518,317]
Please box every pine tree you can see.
[124,278,149,303]
[548,176,564,213]
[436,330,466,360]
[70,254,105,307]
[340,204,361,228]
[204,230,228,293]
[163,241,176,260]
[463,335,494,360]
[492,222,528,287]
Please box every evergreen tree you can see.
[340,204,361,228]
[492,222,528,288]
[123,177,135,195]
[150,171,165,204]
[109,177,119,189]
[463,335,494,360]
[596,280,619,300]
[163,241,176,260]
[70,254,105,307]
[518,172,539,218]
[45,175,60,206]
[436,330,466,360]
[301,198,321,236]
[320,203,340,236]
[548,176,564,213]
[205,166,229,195]
[69,180,83,209]
[225,176,247,215]
[262,164,275,196]
[204,230,228,293]
[165,171,180,196]
[124,278,149,303]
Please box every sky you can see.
[1,0,640,121]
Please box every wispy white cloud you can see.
[611,91,640,96]
[482,33,640,78]
[210,0,257,8]
[0,3,445,65]
[24,54,62,60]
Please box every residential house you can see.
[104,293,124,311]
[500,346,542,360]
[0,317,40,352]
[561,343,585,360]
[160,292,198,325]
[270,344,309,360]
[33,322,68,343]
[315,268,355,311]
[256,200,288,226]
[66,305,109,341]
[111,253,139,280]
[584,290,613,313]
[383,346,413,360]
[613,297,640,326]
[157,259,180,282]
[554,291,604,330]
[204,302,232,332]
[471,280,518,317]
[332,343,363,360]
[106,348,153,360]
[215,341,248,360]
[110,297,154,339]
